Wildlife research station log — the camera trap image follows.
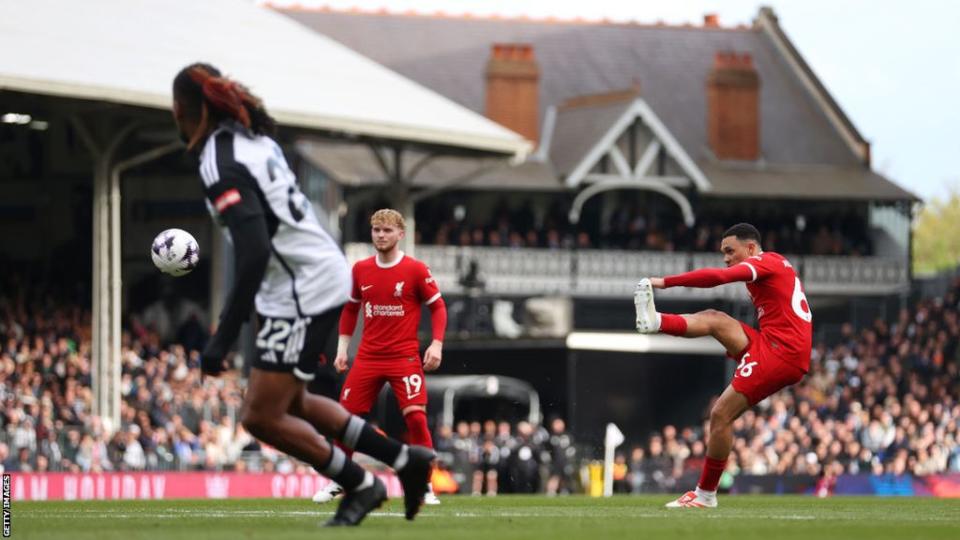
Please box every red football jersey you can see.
[349,253,442,360]
[738,252,813,367]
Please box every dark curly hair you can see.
[723,223,762,244]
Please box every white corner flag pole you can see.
[603,422,625,497]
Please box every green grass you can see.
[12,495,960,540]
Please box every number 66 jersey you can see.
[738,251,813,370]
[199,122,351,319]
[662,250,812,406]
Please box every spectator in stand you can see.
[404,197,876,255]
[2,272,959,495]
[612,453,630,494]
[641,435,675,493]
[474,438,500,496]
[544,418,576,495]
[450,421,477,494]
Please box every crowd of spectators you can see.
[433,417,577,495]
[0,283,308,475]
[3,271,958,496]
[614,280,960,493]
[407,198,874,255]
[0,280,577,485]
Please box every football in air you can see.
[151,228,200,277]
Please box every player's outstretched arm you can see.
[659,264,754,289]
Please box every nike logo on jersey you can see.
[361,285,373,291]
[342,388,351,399]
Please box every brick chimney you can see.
[706,51,760,160]
[703,13,719,27]
[485,43,539,143]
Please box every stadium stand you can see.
[2,275,957,494]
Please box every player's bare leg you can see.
[241,370,387,526]
[666,385,750,508]
[635,280,749,356]
[634,280,752,508]
[706,385,750,461]
[241,370,339,470]
[289,389,352,503]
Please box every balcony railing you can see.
[345,244,908,299]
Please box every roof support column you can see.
[75,118,135,434]
[72,116,179,434]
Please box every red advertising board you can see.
[8,472,403,501]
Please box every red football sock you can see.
[659,313,688,336]
[403,410,433,449]
[334,439,354,459]
[698,456,727,492]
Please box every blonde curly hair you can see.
[370,208,405,230]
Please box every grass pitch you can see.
[13,495,960,540]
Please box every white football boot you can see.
[312,482,344,504]
[423,483,441,505]
[634,278,660,334]
[665,490,717,508]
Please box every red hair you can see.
[173,63,276,150]
[187,67,255,129]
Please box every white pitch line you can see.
[28,509,957,522]
[19,509,960,523]
[18,510,410,519]
[450,511,818,520]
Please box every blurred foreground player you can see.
[171,63,433,526]
[634,223,812,508]
[314,209,447,505]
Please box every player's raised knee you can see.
[708,404,727,430]
[698,308,726,321]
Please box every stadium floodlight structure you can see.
[0,0,530,432]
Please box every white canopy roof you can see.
[0,0,530,157]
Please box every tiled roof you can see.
[279,8,860,167]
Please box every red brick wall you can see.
[707,51,760,160]
[485,43,539,143]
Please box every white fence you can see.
[345,244,908,299]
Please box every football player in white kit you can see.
[171,63,433,526]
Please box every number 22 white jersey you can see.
[198,122,350,318]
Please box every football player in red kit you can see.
[314,209,447,505]
[634,223,812,508]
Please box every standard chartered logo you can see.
[370,304,405,317]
